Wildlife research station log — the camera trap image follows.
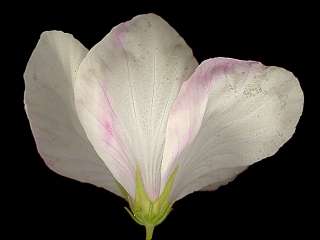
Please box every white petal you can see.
[161,58,214,192]
[24,31,122,197]
[165,57,304,201]
[74,14,198,199]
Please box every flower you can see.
[24,13,304,240]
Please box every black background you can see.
[6,1,315,239]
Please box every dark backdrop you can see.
[6,1,315,239]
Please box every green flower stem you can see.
[145,225,154,240]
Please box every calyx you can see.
[124,167,177,239]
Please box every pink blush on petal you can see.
[112,23,128,49]
[103,118,114,137]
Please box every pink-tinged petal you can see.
[24,31,122,197]
[74,14,198,199]
[161,59,222,189]
[162,57,304,201]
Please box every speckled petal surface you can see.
[74,14,198,199]
[165,57,304,201]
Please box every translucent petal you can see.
[74,14,198,199]
[165,57,304,201]
[24,31,122,196]
[161,59,215,192]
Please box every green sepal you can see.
[123,167,178,240]
[124,207,144,225]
